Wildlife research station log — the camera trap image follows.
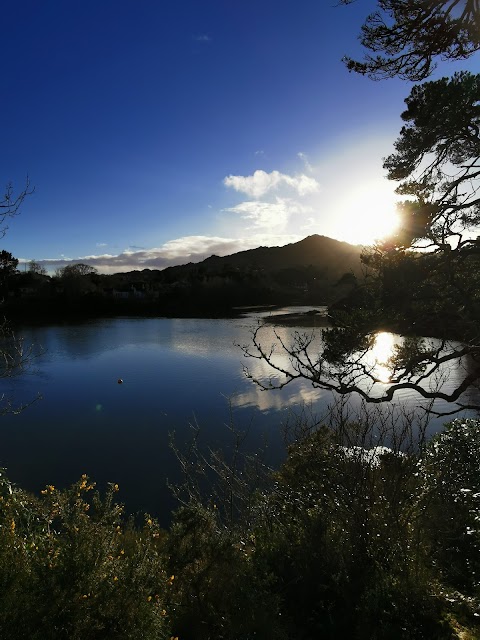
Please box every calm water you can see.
[0,309,476,522]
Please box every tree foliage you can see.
[0,474,172,640]
[244,9,480,414]
[384,71,480,249]
[421,418,480,593]
[165,413,480,638]
[28,260,47,276]
[55,263,98,278]
[0,180,37,414]
[341,0,480,80]
[0,251,18,279]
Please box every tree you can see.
[54,263,99,299]
[28,260,47,276]
[0,250,19,298]
[370,70,480,337]
[384,71,480,249]
[55,263,97,279]
[244,10,480,415]
[0,250,18,278]
[341,0,480,80]
[243,74,480,413]
[0,180,37,415]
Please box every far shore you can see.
[263,309,332,328]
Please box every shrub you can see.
[167,421,453,638]
[3,417,480,638]
[0,472,172,640]
[421,419,480,595]
[249,426,447,639]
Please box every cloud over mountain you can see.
[224,169,319,198]
[29,234,303,275]
[224,198,312,230]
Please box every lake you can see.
[0,308,476,523]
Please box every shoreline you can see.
[262,309,332,327]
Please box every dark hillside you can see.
[159,234,363,283]
[6,235,364,321]
[149,235,364,312]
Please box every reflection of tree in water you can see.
[28,324,110,362]
[22,319,175,363]
[230,380,325,413]
[243,321,480,420]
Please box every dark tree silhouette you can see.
[384,71,480,249]
[0,179,33,238]
[0,180,38,414]
[0,250,19,298]
[0,250,18,277]
[55,263,98,278]
[341,0,480,80]
[28,260,47,276]
[244,67,480,414]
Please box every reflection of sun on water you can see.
[370,332,396,383]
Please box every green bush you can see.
[421,419,480,595]
[248,427,447,639]
[166,502,286,640]
[2,418,480,639]
[0,472,172,640]
[167,423,453,639]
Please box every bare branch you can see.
[0,179,34,238]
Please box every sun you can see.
[332,180,400,246]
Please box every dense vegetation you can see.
[0,235,362,322]
[1,417,480,639]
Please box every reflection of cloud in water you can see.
[231,377,325,413]
[170,335,214,358]
[169,319,256,359]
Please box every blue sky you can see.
[1,0,473,274]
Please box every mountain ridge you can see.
[153,234,364,281]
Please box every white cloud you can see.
[224,197,312,230]
[194,34,211,43]
[31,233,305,275]
[224,169,319,198]
[224,199,288,229]
[291,174,319,196]
[154,235,238,259]
[300,216,317,231]
[297,151,314,173]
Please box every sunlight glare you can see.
[332,181,400,245]
[370,331,396,383]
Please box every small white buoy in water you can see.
[117,378,123,384]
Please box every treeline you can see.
[328,240,480,342]
[2,235,364,322]
[1,417,480,639]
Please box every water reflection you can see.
[369,332,397,383]
[231,382,325,412]
[1,316,477,523]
